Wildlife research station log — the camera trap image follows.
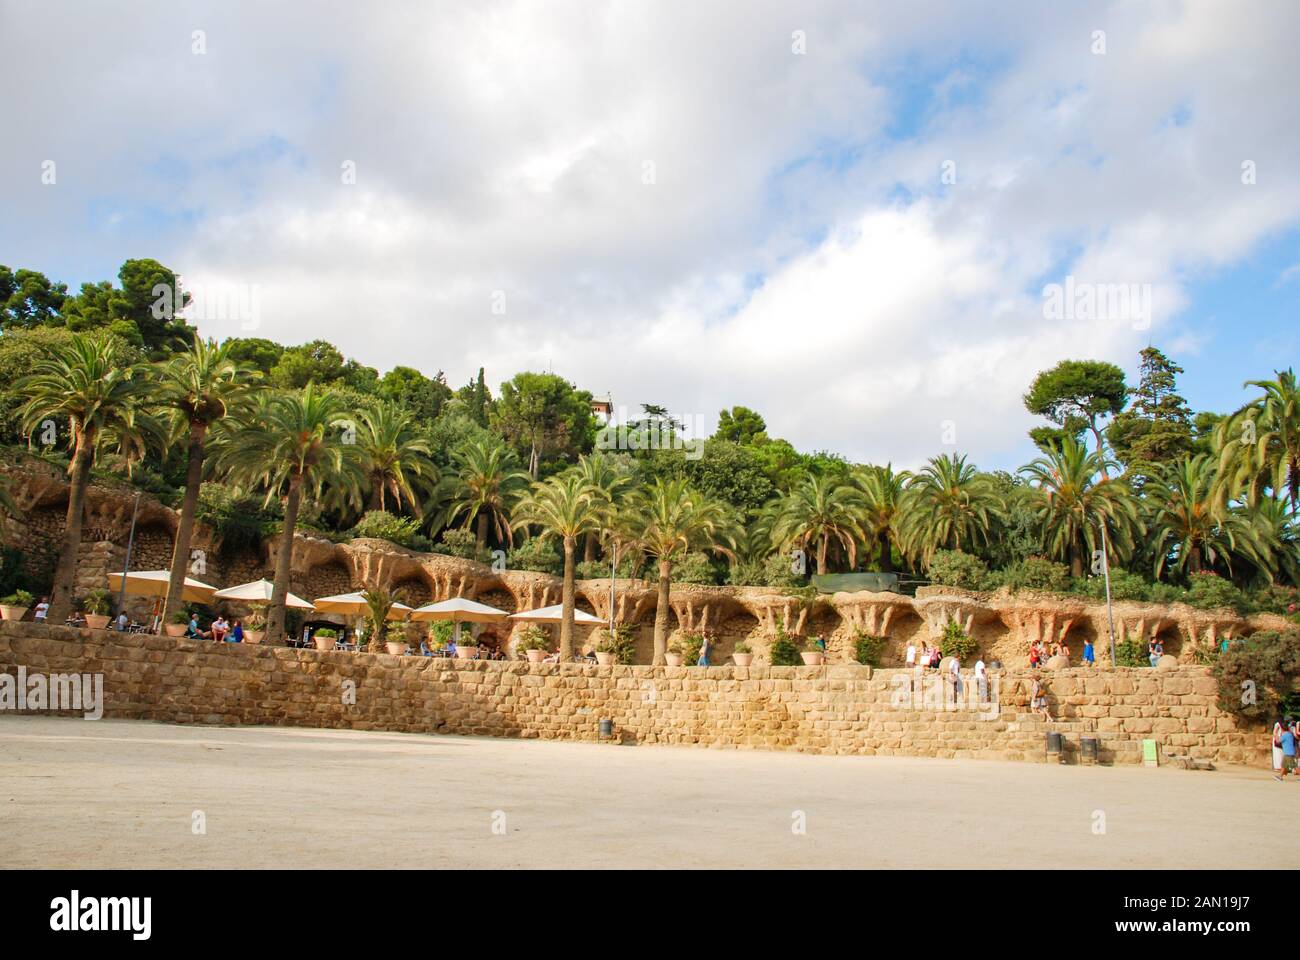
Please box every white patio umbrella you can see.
[508,604,604,624]
[411,597,508,645]
[107,569,217,603]
[212,578,314,610]
[312,592,413,620]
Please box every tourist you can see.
[929,645,941,669]
[1083,639,1095,667]
[1028,644,1042,669]
[34,596,49,623]
[948,656,962,703]
[115,611,128,632]
[1030,675,1052,720]
[905,641,917,668]
[1148,639,1161,668]
[185,613,201,639]
[698,634,711,666]
[974,657,988,703]
[1273,716,1287,775]
[446,638,457,658]
[229,619,244,643]
[211,616,228,642]
[1277,717,1298,781]
[543,649,560,664]
[1060,640,1071,661]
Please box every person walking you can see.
[1273,716,1288,777]
[34,597,50,624]
[1277,717,1298,781]
[697,634,711,667]
[975,657,988,703]
[1083,639,1095,667]
[905,641,917,668]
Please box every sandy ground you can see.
[1,715,1296,869]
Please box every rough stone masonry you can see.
[0,621,1267,768]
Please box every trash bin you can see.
[598,718,613,740]
[1046,731,1063,758]
[1080,736,1099,764]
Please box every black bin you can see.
[1080,736,1099,764]
[1046,731,1063,756]
[598,718,613,739]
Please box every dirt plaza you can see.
[1,715,1294,869]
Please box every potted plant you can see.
[0,589,34,622]
[313,627,338,652]
[82,588,113,630]
[385,635,408,656]
[800,636,826,666]
[733,639,753,667]
[165,610,190,638]
[664,643,685,667]
[243,609,266,644]
[518,625,550,663]
[593,632,617,666]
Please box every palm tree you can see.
[854,463,911,573]
[443,439,530,549]
[17,333,157,622]
[1215,369,1300,510]
[355,402,437,514]
[1146,454,1270,579]
[361,587,401,652]
[155,336,257,624]
[1248,495,1299,586]
[900,454,1004,566]
[765,474,865,575]
[573,452,632,562]
[512,473,608,659]
[618,478,738,664]
[1019,438,1140,577]
[220,384,364,643]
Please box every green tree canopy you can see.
[1024,359,1128,462]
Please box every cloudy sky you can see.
[2,0,1298,469]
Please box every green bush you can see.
[1002,557,1070,594]
[595,623,638,664]
[576,554,641,580]
[853,631,886,666]
[926,550,989,591]
[1247,584,1300,616]
[1146,582,1185,605]
[435,527,491,562]
[769,626,802,666]
[1213,630,1300,719]
[672,551,720,585]
[196,484,279,556]
[1114,637,1150,667]
[938,619,978,662]
[351,510,422,548]
[507,537,564,576]
[1187,572,1248,613]
[679,631,705,664]
[1076,567,1150,602]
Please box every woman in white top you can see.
[905,643,917,667]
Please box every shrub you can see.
[926,550,989,591]
[516,625,551,652]
[853,631,886,666]
[1187,572,1247,613]
[196,484,279,556]
[435,527,491,562]
[351,510,422,548]
[1,588,34,607]
[730,553,805,588]
[1248,584,1300,616]
[596,623,638,664]
[507,537,564,576]
[1114,637,1149,667]
[938,619,978,663]
[82,588,113,615]
[1146,582,1185,605]
[1087,567,1150,602]
[679,631,705,664]
[1213,630,1300,720]
[577,554,642,580]
[1002,557,1070,594]
[672,552,719,585]
[769,626,802,666]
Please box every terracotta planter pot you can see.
[595,651,615,666]
[526,648,547,663]
[732,653,753,667]
[800,651,825,666]
[164,624,187,638]
[385,641,407,656]
[314,636,337,652]
[84,614,111,630]
[243,630,263,644]
[0,605,29,622]
[456,645,479,660]
[664,653,684,666]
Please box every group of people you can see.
[904,641,945,669]
[1272,716,1300,781]
[186,613,245,643]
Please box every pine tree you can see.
[1109,346,1193,470]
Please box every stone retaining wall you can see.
[0,621,1268,768]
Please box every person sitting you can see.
[229,619,244,643]
[543,649,560,664]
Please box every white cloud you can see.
[3,0,1298,469]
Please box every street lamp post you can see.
[1098,520,1116,667]
[117,491,142,618]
